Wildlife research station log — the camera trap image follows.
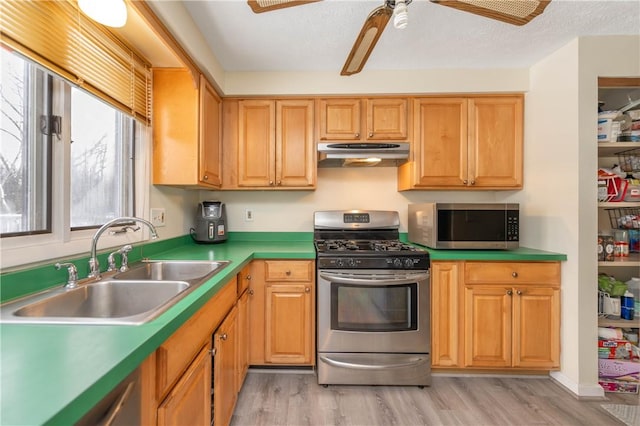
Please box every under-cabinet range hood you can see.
[317,142,410,168]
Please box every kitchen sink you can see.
[113,260,229,283]
[0,260,231,325]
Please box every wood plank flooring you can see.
[231,371,639,426]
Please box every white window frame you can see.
[1,80,151,270]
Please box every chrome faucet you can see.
[88,217,158,279]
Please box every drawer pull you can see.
[506,290,513,296]
[286,270,291,276]
[516,290,523,295]
[220,333,228,341]
[248,288,254,295]
[512,272,518,278]
[305,287,310,293]
[246,275,251,281]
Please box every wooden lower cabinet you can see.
[249,260,315,366]
[157,344,212,426]
[214,305,238,426]
[431,261,560,371]
[430,262,463,367]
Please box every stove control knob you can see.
[404,258,414,269]
[346,258,356,268]
[393,258,402,268]
[335,259,344,267]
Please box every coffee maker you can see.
[191,201,227,243]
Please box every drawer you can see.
[264,260,313,282]
[156,277,236,400]
[464,262,560,285]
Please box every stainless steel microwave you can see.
[408,203,519,250]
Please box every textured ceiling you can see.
[181,0,640,74]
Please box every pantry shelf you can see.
[598,253,640,267]
[598,142,640,157]
[598,316,640,328]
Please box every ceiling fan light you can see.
[78,0,127,28]
[393,0,408,29]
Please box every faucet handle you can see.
[119,245,133,272]
[55,262,78,288]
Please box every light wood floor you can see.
[231,371,639,426]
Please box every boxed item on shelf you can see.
[599,379,639,394]
[598,339,637,359]
[598,118,622,142]
[598,358,640,382]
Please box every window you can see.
[0,47,135,237]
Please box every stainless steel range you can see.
[314,210,431,386]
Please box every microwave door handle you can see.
[318,271,429,285]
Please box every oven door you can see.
[317,269,430,354]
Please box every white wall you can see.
[505,35,640,397]
[198,167,500,233]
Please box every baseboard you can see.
[550,371,605,399]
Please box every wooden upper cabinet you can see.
[317,97,408,141]
[398,95,523,191]
[317,98,361,140]
[152,69,222,188]
[366,98,408,140]
[225,99,315,189]
[469,97,523,189]
[199,77,222,187]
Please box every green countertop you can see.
[0,236,565,425]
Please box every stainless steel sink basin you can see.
[113,260,229,283]
[0,260,231,325]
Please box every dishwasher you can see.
[75,367,141,426]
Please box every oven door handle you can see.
[318,354,428,370]
[318,270,429,285]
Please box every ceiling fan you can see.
[247,0,551,76]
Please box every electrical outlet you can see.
[245,209,254,222]
[150,208,166,227]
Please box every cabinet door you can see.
[238,100,275,187]
[152,69,199,186]
[236,289,250,392]
[214,306,238,426]
[411,98,468,187]
[463,285,512,367]
[265,283,313,364]
[431,262,462,367]
[317,98,361,140]
[468,96,523,188]
[512,286,560,368]
[199,75,222,187]
[366,98,408,140]
[276,100,315,187]
[157,344,211,426]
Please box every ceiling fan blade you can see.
[341,6,392,76]
[247,0,321,14]
[430,0,551,26]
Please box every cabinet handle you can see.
[277,180,281,186]
[203,175,208,180]
[506,289,513,296]
[512,272,518,278]
[248,288,254,295]
[286,270,291,276]
[354,133,360,138]
[305,287,310,293]
[269,180,274,186]
[220,333,228,341]
[516,290,523,295]
[246,275,251,281]
[470,180,475,185]
[463,180,468,185]
[368,132,373,137]
[210,348,217,356]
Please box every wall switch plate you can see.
[245,209,254,222]
[150,208,166,227]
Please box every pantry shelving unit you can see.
[597,78,640,333]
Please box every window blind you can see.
[0,0,151,124]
